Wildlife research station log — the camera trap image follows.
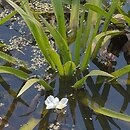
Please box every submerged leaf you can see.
[79,90,130,122]
[20,117,40,130]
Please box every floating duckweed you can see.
[34,84,45,91]
[0,8,12,20]
[30,45,48,70]
[29,0,53,14]
[3,36,31,53]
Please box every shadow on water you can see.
[0,52,130,130]
[1,64,130,130]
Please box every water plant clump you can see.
[0,0,130,129]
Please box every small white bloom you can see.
[56,98,68,109]
[45,95,59,109]
[45,95,68,110]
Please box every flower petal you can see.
[46,103,55,109]
[47,95,55,102]
[59,98,68,106]
[45,95,55,106]
[56,98,68,109]
[56,103,66,109]
[54,97,59,106]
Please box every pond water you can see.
[0,0,130,130]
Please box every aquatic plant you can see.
[0,0,130,128]
[2,0,129,89]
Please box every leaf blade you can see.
[17,78,53,97]
[0,66,29,80]
[73,70,114,89]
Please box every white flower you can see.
[56,98,68,109]
[45,95,59,109]
[45,95,68,110]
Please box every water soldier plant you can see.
[0,0,130,128]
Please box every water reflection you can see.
[1,57,130,129]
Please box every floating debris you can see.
[98,47,116,66]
